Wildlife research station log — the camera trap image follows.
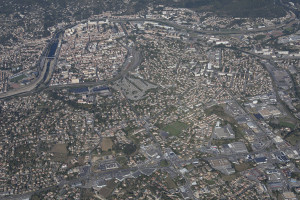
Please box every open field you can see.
[234,162,253,172]
[162,121,189,136]
[165,175,177,189]
[285,130,300,146]
[10,74,26,83]
[205,105,235,124]
[221,174,238,182]
[99,180,118,198]
[270,117,297,130]
[116,156,128,167]
[50,143,69,163]
[279,120,296,129]
[51,143,68,154]
[101,138,114,151]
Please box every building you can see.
[230,142,248,154]
[214,124,235,139]
[220,142,248,155]
[209,158,235,175]
[282,192,297,200]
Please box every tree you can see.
[122,143,136,155]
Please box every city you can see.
[1,0,300,200]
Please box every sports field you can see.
[162,121,189,136]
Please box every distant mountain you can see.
[0,0,288,37]
[174,0,286,18]
[0,0,287,18]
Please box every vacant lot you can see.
[101,137,114,151]
[51,143,68,154]
[205,105,236,124]
[116,156,127,167]
[165,175,177,189]
[279,120,296,129]
[234,162,253,172]
[99,180,118,198]
[162,121,189,136]
[222,174,237,182]
[270,117,297,130]
[285,130,300,146]
[50,143,69,163]
[10,74,26,83]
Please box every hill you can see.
[0,0,287,18]
[175,0,286,18]
[0,0,288,38]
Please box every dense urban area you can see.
[2,0,300,199]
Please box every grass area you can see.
[99,180,118,198]
[51,143,68,154]
[50,143,70,163]
[291,172,300,180]
[162,121,189,136]
[159,159,169,167]
[231,123,245,140]
[205,105,236,124]
[116,156,127,167]
[221,174,238,182]
[80,188,96,200]
[205,105,226,117]
[284,27,295,34]
[296,104,300,111]
[10,74,26,83]
[101,138,114,151]
[204,179,215,185]
[165,175,177,189]
[211,139,235,146]
[270,118,297,130]
[122,126,137,135]
[234,162,254,172]
[279,121,296,129]
[186,164,194,170]
[254,34,266,40]
[285,130,300,146]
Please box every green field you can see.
[159,159,169,167]
[279,121,296,129]
[234,162,253,172]
[221,174,238,182]
[165,175,177,189]
[204,179,215,185]
[285,131,300,146]
[116,156,128,167]
[99,179,118,198]
[162,121,189,136]
[270,119,297,130]
[254,35,266,40]
[204,105,236,124]
[50,143,70,163]
[10,74,26,83]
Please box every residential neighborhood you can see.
[1,1,300,200]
